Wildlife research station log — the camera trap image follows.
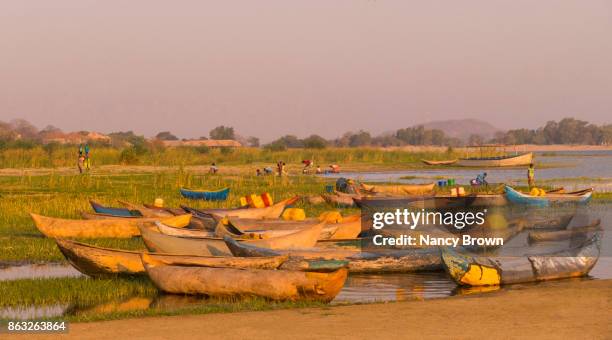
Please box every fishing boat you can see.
[528,219,601,243]
[321,192,358,207]
[54,239,290,278]
[139,222,325,256]
[179,187,230,201]
[182,196,299,220]
[504,185,593,207]
[421,159,458,166]
[441,235,600,286]
[142,254,348,302]
[224,237,442,273]
[360,183,436,195]
[457,152,533,167]
[89,200,142,217]
[30,213,191,238]
[117,200,174,217]
[224,214,363,240]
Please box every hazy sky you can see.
[1,1,611,141]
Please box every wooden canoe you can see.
[224,237,442,273]
[55,239,290,278]
[140,222,325,256]
[89,200,142,217]
[142,255,348,302]
[456,152,533,167]
[528,219,601,243]
[117,200,173,218]
[31,213,191,238]
[504,185,593,207]
[321,193,357,207]
[421,159,458,166]
[182,196,299,220]
[360,183,436,196]
[441,235,600,286]
[180,187,230,201]
[224,214,362,240]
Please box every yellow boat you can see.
[30,213,191,238]
[360,183,436,195]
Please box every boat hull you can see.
[457,152,533,167]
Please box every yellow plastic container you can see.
[282,208,306,221]
[318,211,343,224]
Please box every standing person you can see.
[277,161,284,177]
[527,163,535,188]
[84,144,91,171]
[77,144,84,174]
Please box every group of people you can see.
[252,160,341,177]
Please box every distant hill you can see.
[420,119,501,141]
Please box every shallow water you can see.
[322,150,612,191]
[0,263,82,281]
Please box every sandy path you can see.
[7,279,611,340]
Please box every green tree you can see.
[209,126,235,140]
[303,135,328,149]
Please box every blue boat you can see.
[89,200,143,217]
[180,187,230,201]
[504,185,593,207]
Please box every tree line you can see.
[1,117,610,151]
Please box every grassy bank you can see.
[0,146,461,169]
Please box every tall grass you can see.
[0,146,459,168]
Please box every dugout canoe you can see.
[180,187,230,201]
[360,183,436,195]
[225,214,363,240]
[31,213,191,238]
[142,254,348,302]
[321,192,358,207]
[55,239,291,278]
[528,219,602,243]
[456,152,533,167]
[89,200,142,217]
[441,234,600,286]
[421,159,458,166]
[224,237,442,273]
[140,222,325,256]
[117,200,173,218]
[182,196,299,220]
[504,185,593,207]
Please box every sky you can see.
[1,1,611,141]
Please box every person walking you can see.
[84,144,91,171]
[77,144,85,174]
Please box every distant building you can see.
[162,139,242,148]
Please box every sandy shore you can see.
[9,279,610,340]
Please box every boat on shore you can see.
[224,237,442,273]
[441,235,600,286]
[30,213,191,238]
[179,187,230,201]
[89,200,142,217]
[54,239,290,278]
[421,159,458,166]
[142,254,348,302]
[360,183,436,196]
[504,185,593,207]
[456,152,533,167]
[528,219,601,243]
[139,222,325,256]
[182,197,299,220]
